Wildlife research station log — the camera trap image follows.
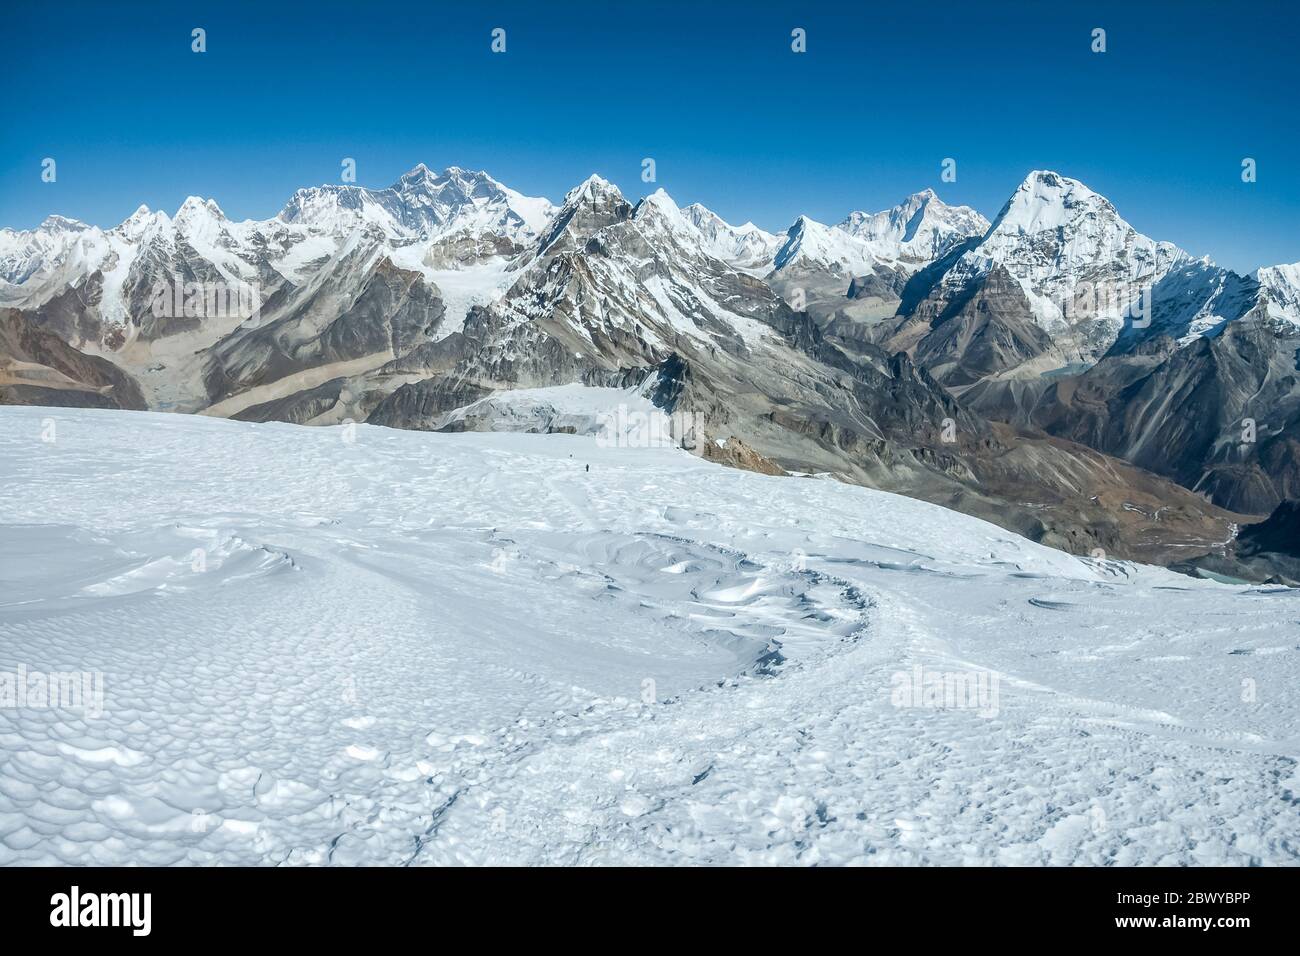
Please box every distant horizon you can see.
[10,161,1295,277]
[3,0,1298,273]
[3,160,1002,236]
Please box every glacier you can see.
[0,404,1298,865]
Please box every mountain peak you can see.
[114,204,171,239]
[1021,169,1076,189]
[679,203,782,272]
[940,169,1196,344]
[537,175,632,255]
[123,204,167,225]
[830,190,989,263]
[396,162,435,183]
[992,170,1114,235]
[175,196,226,219]
[392,163,497,192]
[1013,169,1103,207]
[565,173,621,202]
[632,189,694,240]
[394,164,491,192]
[274,165,553,242]
[637,187,681,214]
[38,214,88,233]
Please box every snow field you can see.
[0,405,1297,865]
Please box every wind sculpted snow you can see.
[1,406,1297,865]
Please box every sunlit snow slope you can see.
[1,406,1298,865]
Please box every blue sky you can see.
[2,0,1296,272]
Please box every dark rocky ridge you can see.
[0,309,146,410]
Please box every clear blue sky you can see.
[2,0,1296,273]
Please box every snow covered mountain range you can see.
[4,164,1300,576]
[876,171,1285,379]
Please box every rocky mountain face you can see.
[765,191,990,333]
[278,163,554,246]
[3,164,1287,574]
[871,172,1285,389]
[865,171,1300,523]
[1257,262,1300,322]
[0,308,146,410]
[976,314,1300,515]
[0,167,556,415]
[835,188,989,262]
[680,203,782,275]
[1179,498,1300,586]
